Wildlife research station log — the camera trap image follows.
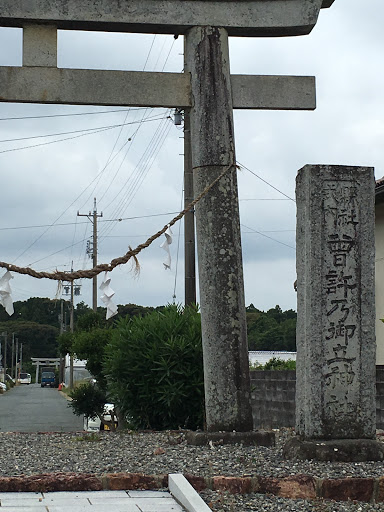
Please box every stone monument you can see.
[284,164,384,461]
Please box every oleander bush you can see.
[104,304,204,430]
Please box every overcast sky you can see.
[0,0,382,316]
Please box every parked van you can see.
[18,373,31,384]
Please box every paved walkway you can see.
[0,490,186,511]
[0,384,83,432]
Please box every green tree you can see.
[246,304,297,351]
[0,297,64,327]
[104,304,204,430]
[72,328,112,388]
[0,321,59,362]
[57,331,75,356]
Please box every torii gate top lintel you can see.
[0,0,334,37]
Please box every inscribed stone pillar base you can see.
[284,164,384,462]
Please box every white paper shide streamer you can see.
[0,271,14,316]
[160,226,173,270]
[99,273,118,320]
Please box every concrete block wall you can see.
[251,368,384,430]
[376,366,384,430]
[250,370,296,429]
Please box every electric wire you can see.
[71,34,158,270]
[98,116,173,240]
[0,108,144,122]
[91,34,158,209]
[10,114,167,265]
[99,119,172,240]
[113,119,173,217]
[95,38,175,211]
[96,38,176,238]
[9,135,133,264]
[76,125,140,212]
[241,223,295,250]
[96,109,164,205]
[96,118,163,236]
[28,236,91,267]
[0,114,166,144]
[83,110,143,208]
[80,35,159,215]
[237,161,296,202]
[10,35,174,270]
[0,116,166,156]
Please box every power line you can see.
[0,108,146,122]
[96,109,163,205]
[98,116,173,239]
[94,37,176,241]
[240,223,295,250]
[237,161,296,202]
[92,34,158,211]
[0,116,167,156]
[11,38,165,267]
[0,211,180,231]
[27,237,90,267]
[0,114,168,144]
[96,38,176,235]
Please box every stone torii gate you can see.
[0,0,334,433]
[31,357,60,383]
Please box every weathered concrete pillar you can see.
[284,164,384,461]
[185,26,253,432]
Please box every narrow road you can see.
[0,384,83,432]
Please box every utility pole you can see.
[59,300,64,384]
[19,343,22,375]
[183,38,196,307]
[69,274,74,389]
[11,333,15,380]
[78,198,103,311]
[0,332,6,382]
[15,338,18,385]
[3,332,7,380]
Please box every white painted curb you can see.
[169,474,211,512]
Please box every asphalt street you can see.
[0,384,83,432]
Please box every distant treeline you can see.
[246,304,296,352]
[0,298,296,372]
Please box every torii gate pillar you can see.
[186,27,253,431]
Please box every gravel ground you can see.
[1,428,384,510]
[199,490,384,511]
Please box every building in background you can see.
[63,354,91,387]
[249,351,296,367]
[376,179,384,364]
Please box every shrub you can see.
[69,382,117,431]
[104,304,204,430]
[250,357,296,371]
